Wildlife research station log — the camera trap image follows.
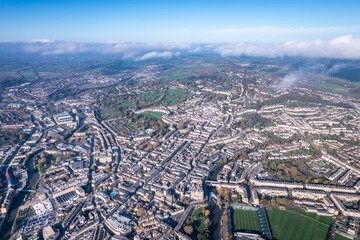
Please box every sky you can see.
[1,0,360,43]
[1,0,360,59]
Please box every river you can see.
[1,111,86,240]
[208,163,225,240]
[0,154,40,240]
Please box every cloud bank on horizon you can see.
[213,35,360,59]
[19,41,192,60]
[3,34,360,60]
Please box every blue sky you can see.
[1,0,360,42]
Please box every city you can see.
[0,55,359,240]
[1,1,360,240]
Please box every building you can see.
[105,213,133,236]
[43,226,56,240]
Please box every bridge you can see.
[20,189,36,193]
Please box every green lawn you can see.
[0,69,19,77]
[267,208,334,240]
[162,89,192,106]
[233,209,260,232]
[311,77,360,98]
[118,103,134,108]
[139,89,191,107]
[184,207,207,235]
[141,92,163,101]
[140,111,164,119]
[167,88,188,98]
[19,67,37,78]
[164,69,200,81]
[335,234,351,240]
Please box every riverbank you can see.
[0,153,40,240]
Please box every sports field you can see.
[140,111,164,119]
[267,208,334,240]
[334,234,351,240]
[233,209,260,232]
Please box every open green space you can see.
[163,63,216,81]
[140,111,164,119]
[18,67,37,78]
[118,103,135,108]
[267,208,334,240]
[162,88,192,106]
[310,77,360,98]
[233,209,260,233]
[183,207,212,238]
[167,88,189,98]
[141,91,163,101]
[187,208,207,234]
[335,233,351,240]
[140,89,191,106]
[165,69,200,81]
[0,69,20,77]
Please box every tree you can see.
[184,225,193,235]
[224,190,230,202]
[203,229,210,239]
[218,188,225,196]
[104,166,111,173]
[136,208,145,217]
[217,197,222,207]
[261,198,270,206]
[205,209,210,216]
[204,217,210,226]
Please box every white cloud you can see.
[21,41,195,59]
[136,51,173,61]
[23,42,89,55]
[189,46,202,52]
[25,39,54,43]
[208,25,360,42]
[15,35,360,59]
[212,35,360,59]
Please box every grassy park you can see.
[267,208,334,240]
[233,209,261,233]
[140,111,164,119]
[335,234,352,240]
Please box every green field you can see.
[233,209,261,233]
[140,111,164,119]
[183,207,208,236]
[311,77,360,98]
[118,103,134,108]
[167,88,189,98]
[335,233,351,240]
[163,88,192,106]
[18,67,37,78]
[142,91,163,101]
[0,69,20,77]
[139,89,191,107]
[267,208,334,240]
[164,68,200,81]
